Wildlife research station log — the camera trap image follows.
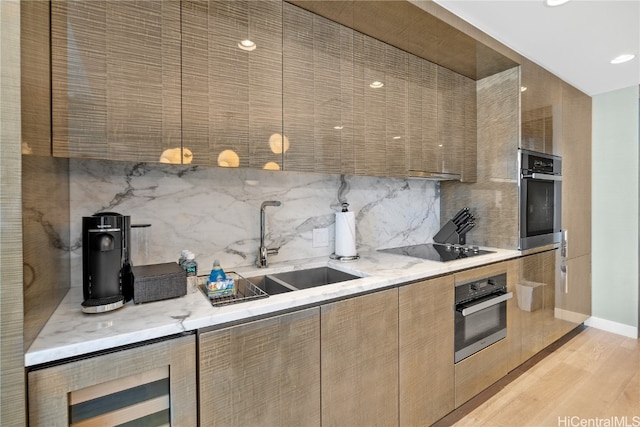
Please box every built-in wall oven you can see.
[519,149,562,250]
[454,273,512,363]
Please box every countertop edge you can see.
[25,247,530,367]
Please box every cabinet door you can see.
[520,58,562,154]
[554,253,591,336]
[321,288,399,426]
[282,4,346,174]
[407,54,438,175]
[408,63,476,181]
[453,260,520,408]
[437,67,465,177]
[399,275,454,426]
[199,308,321,427]
[561,82,592,259]
[51,0,182,163]
[21,0,51,156]
[182,0,283,169]
[517,249,558,363]
[351,35,408,178]
[28,335,196,426]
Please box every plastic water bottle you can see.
[178,249,189,269]
[185,252,198,293]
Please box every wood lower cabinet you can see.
[399,275,455,426]
[27,335,197,426]
[453,260,520,408]
[321,288,399,427]
[198,308,321,427]
[517,249,558,363]
[554,254,591,333]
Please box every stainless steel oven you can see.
[519,149,562,250]
[454,273,512,363]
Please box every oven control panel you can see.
[455,273,507,304]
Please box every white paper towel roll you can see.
[335,211,357,257]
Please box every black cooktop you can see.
[379,243,494,262]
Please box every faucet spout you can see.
[258,200,281,268]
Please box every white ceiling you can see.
[432,0,640,96]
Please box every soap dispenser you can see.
[209,260,226,284]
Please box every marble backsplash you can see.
[69,159,440,287]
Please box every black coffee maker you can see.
[81,212,133,313]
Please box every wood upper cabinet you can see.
[399,275,455,426]
[51,0,182,163]
[283,4,408,178]
[520,58,562,155]
[408,62,477,181]
[182,0,283,169]
[282,3,345,174]
[198,308,321,427]
[561,81,592,259]
[28,335,197,426]
[321,288,399,426]
[21,0,51,156]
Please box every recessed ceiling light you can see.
[369,81,384,89]
[521,86,528,92]
[238,39,256,51]
[392,136,402,140]
[545,0,570,6]
[334,125,344,130]
[610,54,635,65]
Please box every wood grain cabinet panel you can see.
[28,335,197,426]
[517,249,559,363]
[321,288,399,427]
[182,0,283,169]
[51,0,182,163]
[283,3,346,174]
[554,253,591,334]
[399,275,455,426]
[408,62,477,181]
[21,0,51,156]
[437,67,465,177]
[199,308,321,427]
[561,82,592,260]
[453,260,520,408]
[407,54,438,174]
[520,58,562,155]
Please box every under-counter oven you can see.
[454,273,512,363]
[519,149,562,250]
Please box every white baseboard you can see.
[584,316,639,339]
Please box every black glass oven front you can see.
[519,149,562,250]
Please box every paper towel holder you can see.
[332,202,359,262]
[330,253,360,262]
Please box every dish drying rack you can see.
[198,272,268,307]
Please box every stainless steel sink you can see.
[245,275,296,295]
[246,266,362,295]
[269,267,361,290]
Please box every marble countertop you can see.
[25,246,521,367]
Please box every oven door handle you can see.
[521,173,562,181]
[459,292,513,317]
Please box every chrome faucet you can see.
[257,200,281,268]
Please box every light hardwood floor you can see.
[436,326,640,427]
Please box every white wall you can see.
[591,85,640,335]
